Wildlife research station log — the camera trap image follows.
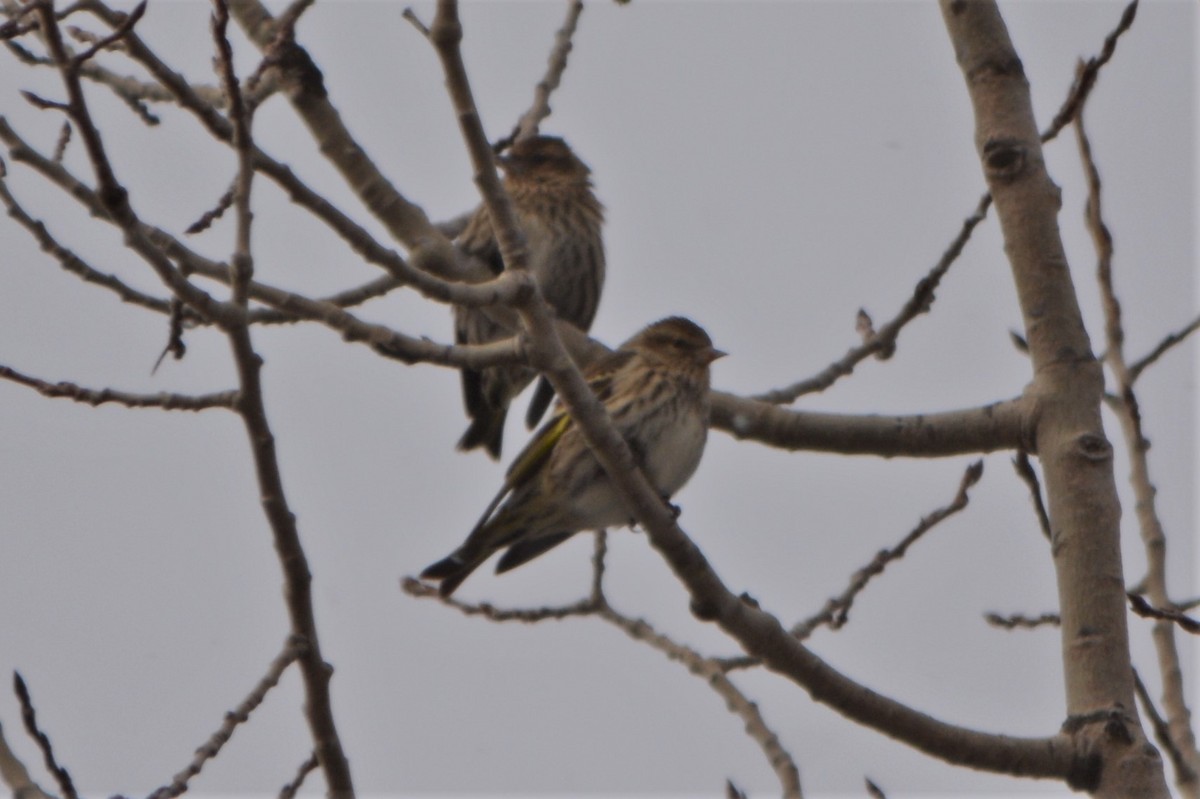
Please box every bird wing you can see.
[468,347,633,528]
[455,205,504,274]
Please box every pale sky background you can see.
[0,1,1196,796]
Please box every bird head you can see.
[630,316,726,369]
[498,135,592,183]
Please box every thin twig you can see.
[589,530,608,606]
[277,751,319,799]
[402,577,596,621]
[70,0,144,65]
[50,119,70,161]
[186,182,235,234]
[0,172,175,316]
[791,461,983,639]
[508,0,584,144]
[148,637,306,799]
[0,364,237,411]
[0,720,56,799]
[1134,667,1198,787]
[1012,452,1052,541]
[1129,313,1200,382]
[13,673,78,799]
[753,194,991,404]
[984,612,1061,631]
[211,0,255,307]
[596,604,804,798]
[1042,0,1139,141]
[1128,594,1200,635]
[151,298,189,373]
[0,117,529,370]
[753,0,1137,407]
[401,7,429,38]
[1078,93,1200,782]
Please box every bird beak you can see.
[705,348,727,364]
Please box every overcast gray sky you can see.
[0,1,1196,796]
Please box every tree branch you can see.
[148,636,305,799]
[711,392,1031,457]
[940,1,1163,795]
[13,673,77,799]
[753,192,990,404]
[420,0,1091,786]
[792,461,983,639]
[0,364,236,410]
[1077,97,1200,789]
[507,0,584,144]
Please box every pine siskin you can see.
[454,135,606,459]
[422,316,725,597]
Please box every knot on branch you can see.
[968,55,1026,84]
[266,40,326,101]
[504,269,538,308]
[1074,432,1113,463]
[1065,746,1103,793]
[430,17,463,48]
[690,596,720,621]
[982,138,1027,182]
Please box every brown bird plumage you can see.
[423,316,724,597]
[454,135,606,459]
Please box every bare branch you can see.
[151,299,189,373]
[1011,452,1052,541]
[1127,595,1200,636]
[588,530,607,606]
[210,0,255,307]
[1078,96,1200,783]
[13,673,77,799]
[225,0,466,267]
[712,392,1032,458]
[70,0,144,65]
[277,751,319,799]
[1042,0,1138,141]
[985,612,1061,631]
[792,461,983,640]
[508,0,585,144]
[0,720,56,799]
[0,364,236,411]
[940,1,1154,791]
[0,117,530,369]
[1129,313,1200,382]
[748,0,1137,410]
[402,577,595,621]
[400,7,429,38]
[417,4,1093,780]
[186,181,235,235]
[1134,668,1199,788]
[224,298,355,793]
[0,170,174,316]
[148,637,305,799]
[404,569,804,797]
[753,193,991,404]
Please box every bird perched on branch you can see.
[454,135,606,459]
[422,316,724,597]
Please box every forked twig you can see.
[791,461,983,639]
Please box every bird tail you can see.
[494,531,574,574]
[524,377,557,429]
[456,407,507,460]
[420,549,488,598]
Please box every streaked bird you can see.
[423,316,724,597]
[454,135,605,459]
